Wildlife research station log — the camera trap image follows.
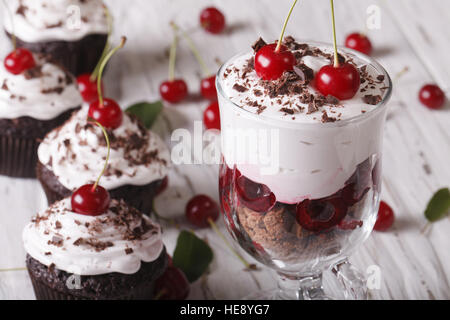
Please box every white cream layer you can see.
[23,198,164,275]
[3,0,108,42]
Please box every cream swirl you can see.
[0,54,82,120]
[23,198,164,275]
[3,0,108,42]
[37,106,170,190]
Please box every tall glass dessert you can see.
[216,36,392,299]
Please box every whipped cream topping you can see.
[38,106,170,190]
[0,54,82,120]
[23,198,164,275]
[3,0,108,42]
[221,39,389,124]
[218,38,390,203]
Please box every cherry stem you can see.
[207,218,257,271]
[89,120,110,192]
[168,29,179,82]
[330,0,339,67]
[90,5,113,82]
[151,199,177,226]
[275,0,299,53]
[97,36,126,106]
[2,0,17,51]
[171,22,211,77]
[0,267,26,272]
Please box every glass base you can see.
[243,259,368,300]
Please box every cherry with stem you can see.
[254,0,298,80]
[159,29,188,103]
[88,37,126,129]
[185,195,258,271]
[2,1,35,75]
[316,0,360,100]
[71,121,111,216]
[171,22,217,100]
[77,6,112,103]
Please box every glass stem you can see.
[276,271,326,300]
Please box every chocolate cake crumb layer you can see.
[0,108,79,178]
[26,248,168,300]
[6,32,107,76]
[36,161,165,214]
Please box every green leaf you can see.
[172,230,214,283]
[125,101,163,129]
[424,188,450,222]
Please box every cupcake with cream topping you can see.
[0,51,82,178]
[23,197,168,300]
[3,0,109,76]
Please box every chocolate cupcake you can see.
[0,53,82,178]
[3,0,108,76]
[23,197,168,300]
[36,106,170,213]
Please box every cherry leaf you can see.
[424,188,450,222]
[172,230,213,283]
[125,100,163,129]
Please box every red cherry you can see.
[254,44,295,80]
[374,201,394,231]
[316,63,360,100]
[156,176,169,196]
[203,101,220,130]
[185,194,220,228]
[345,33,373,56]
[200,7,226,34]
[296,196,348,232]
[77,74,104,103]
[71,184,110,216]
[154,266,190,300]
[88,98,123,129]
[4,48,36,75]
[200,75,217,100]
[419,84,445,110]
[236,174,276,213]
[160,79,188,103]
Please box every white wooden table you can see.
[0,0,449,300]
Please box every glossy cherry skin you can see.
[236,174,276,213]
[255,44,295,80]
[88,98,123,129]
[160,79,188,103]
[316,63,360,100]
[185,194,220,228]
[4,48,36,75]
[374,201,394,231]
[200,75,217,100]
[203,101,220,130]
[71,184,110,216]
[419,84,445,110]
[296,196,348,232]
[200,7,226,34]
[156,176,169,196]
[77,74,104,103]
[154,266,190,300]
[345,33,373,56]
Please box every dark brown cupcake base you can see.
[36,161,165,214]
[0,108,79,178]
[27,247,168,300]
[6,31,107,76]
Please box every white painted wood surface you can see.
[0,0,449,300]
